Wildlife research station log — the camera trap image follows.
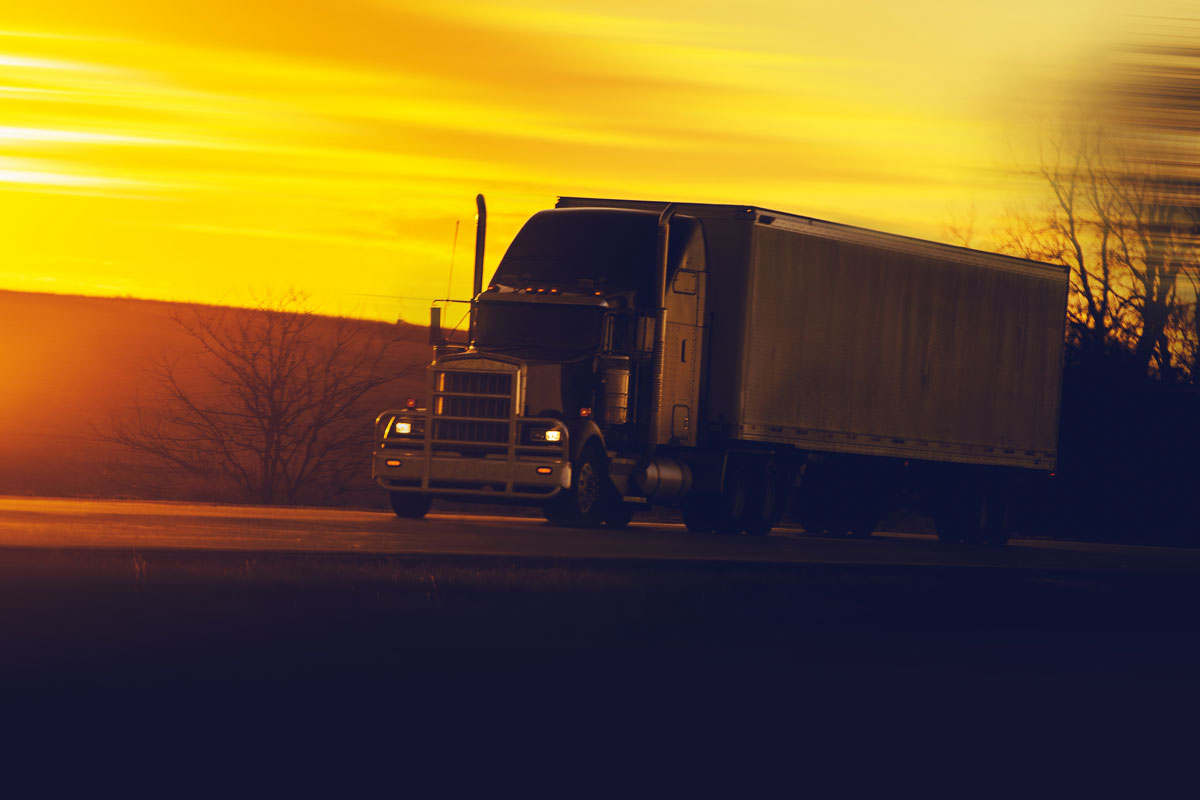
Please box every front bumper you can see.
[372,410,570,500]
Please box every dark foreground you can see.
[6,545,1200,716]
[5,498,1200,760]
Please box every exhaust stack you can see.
[650,203,675,448]
[473,194,486,299]
[469,194,487,342]
[428,305,443,346]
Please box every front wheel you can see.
[542,444,609,527]
[390,492,432,519]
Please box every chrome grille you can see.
[433,365,516,444]
[439,395,510,419]
[442,371,512,396]
[433,419,510,443]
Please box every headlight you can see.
[528,427,563,443]
[395,421,412,435]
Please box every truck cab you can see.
[373,206,707,526]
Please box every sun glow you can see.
[0,0,1172,322]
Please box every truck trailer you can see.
[373,197,1067,545]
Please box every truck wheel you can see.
[714,467,747,535]
[390,492,432,519]
[542,443,608,528]
[743,464,779,536]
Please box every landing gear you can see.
[389,492,431,519]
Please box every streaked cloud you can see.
[0,0,1182,321]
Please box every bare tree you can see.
[999,131,1139,362]
[997,56,1200,379]
[1112,28,1200,381]
[105,293,415,503]
[941,203,977,248]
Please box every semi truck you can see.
[373,196,1067,545]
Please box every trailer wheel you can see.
[714,466,747,535]
[390,492,432,519]
[743,463,780,536]
[542,442,608,528]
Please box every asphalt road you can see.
[3,494,1199,575]
[4,493,1200,754]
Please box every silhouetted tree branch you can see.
[999,130,1198,380]
[103,292,416,503]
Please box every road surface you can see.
[2,495,1197,575]
[4,491,1200,736]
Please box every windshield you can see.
[492,208,700,308]
[475,301,604,355]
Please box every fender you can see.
[566,419,604,462]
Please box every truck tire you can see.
[714,466,747,535]
[390,492,432,519]
[743,463,781,536]
[542,442,608,528]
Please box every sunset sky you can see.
[0,0,1182,323]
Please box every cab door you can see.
[660,260,706,447]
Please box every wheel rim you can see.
[577,461,600,514]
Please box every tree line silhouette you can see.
[996,30,1200,543]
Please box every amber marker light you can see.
[536,467,553,474]
[405,397,418,409]
[385,460,401,467]
[579,407,592,417]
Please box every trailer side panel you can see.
[736,223,1066,468]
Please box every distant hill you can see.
[0,291,430,503]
